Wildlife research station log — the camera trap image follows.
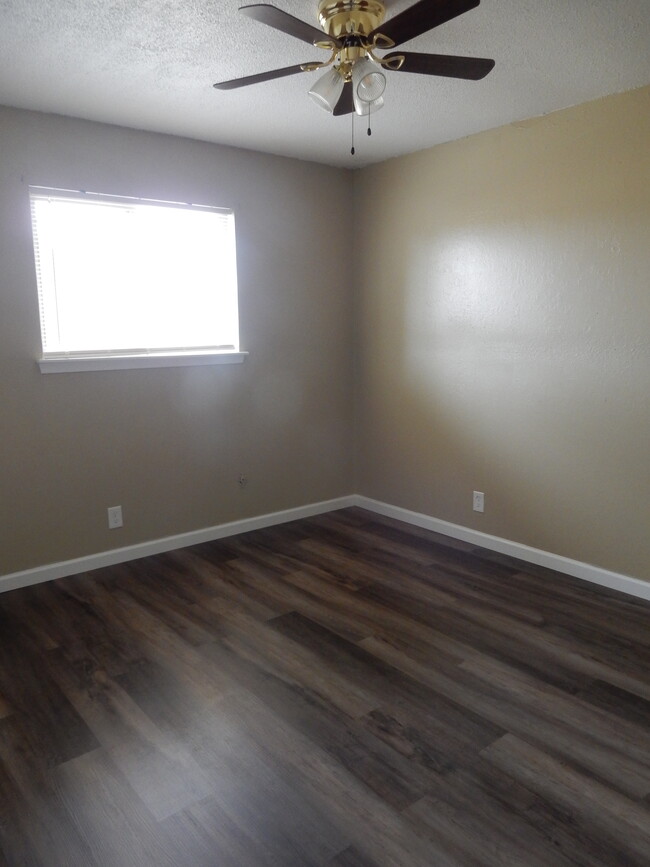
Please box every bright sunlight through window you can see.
[29,187,240,368]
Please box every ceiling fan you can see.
[214,0,495,119]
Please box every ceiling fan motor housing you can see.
[318,0,386,39]
[318,0,388,79]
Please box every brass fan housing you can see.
[303,1,401,83]
[317,0,386,39]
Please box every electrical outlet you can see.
[473,491,485,513]
[107,505,123,529]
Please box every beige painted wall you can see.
[0,107,354,574]
[354,86,650,582]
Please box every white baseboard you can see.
[3,493,648,603]
[352,495,650,602]
[0,495,357,594]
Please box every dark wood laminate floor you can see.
[1,507,649,866]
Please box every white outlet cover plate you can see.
[107,505,123,529]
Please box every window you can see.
[29,187,246,372]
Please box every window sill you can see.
[38,350,248,374]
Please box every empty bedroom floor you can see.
[0,507,648,865]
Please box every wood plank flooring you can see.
[0,506,649,865]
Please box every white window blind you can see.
[29,187,240,359]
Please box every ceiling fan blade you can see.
[385,51,494,80]
[371,0,480,48]
[239,4,340,47]
[332,83,354,116]
[213,63,309,90]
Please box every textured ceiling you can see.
[0,0,649,168]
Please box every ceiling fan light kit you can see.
[214,0,495,149]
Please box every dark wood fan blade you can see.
[240,4,340,47]
[332,82,354,116]
[213,64,309,90]
[371,0,480,48]
[385,51,494,79]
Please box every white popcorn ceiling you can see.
[0,0,649,168]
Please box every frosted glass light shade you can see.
[353,96,384,116]
[352,57,386,115]
[308,68,345,113]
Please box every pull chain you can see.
[350,111,355,156]
[368,111,372,137]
